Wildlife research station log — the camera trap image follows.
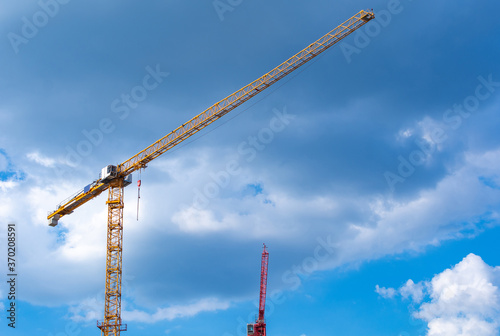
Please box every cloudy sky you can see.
[1,1,500,335]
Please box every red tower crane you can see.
[248,244,269,336]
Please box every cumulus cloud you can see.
[376,254,500,336]
[375,285,397,299]
[400,279,426,303]
[68,296,102,323]
[1,111,500,324]
[123,297,231,323]
[0,152,8,171]
[26,152,57,168]
[336,148,500,267]
[3,144,500,319]
[68,292,231,324]
[417,254,500,336]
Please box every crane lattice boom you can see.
[258,244,269,322]
[47,9,374,225]
[248,244,270,336]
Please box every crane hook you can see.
[137,170,142,221]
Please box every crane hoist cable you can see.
[136,169,142,221]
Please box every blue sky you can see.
[1,1,500,335]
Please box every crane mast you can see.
[259,244,269,322]
[248,244,269,336]
[47,10,375,336]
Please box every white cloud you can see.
[67,288,232,325]
[68,296,102,323]
[172,206,234,233]
[0,152,8,171]
[400,279,425,303]
[375,285,397,299]
[1,128,500,325]
[26,152,57,168]
[123,297,231,323]
[165,326,180,334]
[417,116,446,152]
[336,148,500,268]
[396,127,414,144]
[0,170,107,306]
[377,254,500,336]
[0,180,18,192]
[417,254,500,336]
[170,172,338,239]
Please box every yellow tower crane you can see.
[47,9,375,336]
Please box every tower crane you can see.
[47,9,375,336]
[247,244,270,336]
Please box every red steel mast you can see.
[248,244,269,336]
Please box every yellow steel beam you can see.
[97,179,127,336]
[48,182,109,222]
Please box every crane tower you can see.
[47,10,375,336]
[247,244,270,336]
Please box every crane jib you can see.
[118,10,374,177]
[47,10,374,225]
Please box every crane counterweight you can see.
[47,168,132,227]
